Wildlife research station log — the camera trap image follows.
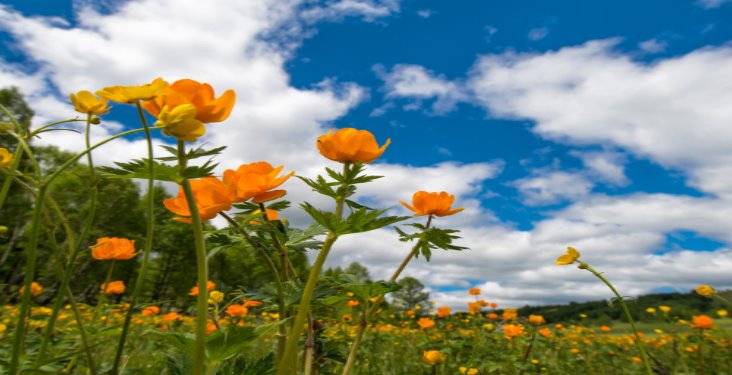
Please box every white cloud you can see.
[639,38,667,54]
[698,0,731,9]
[514,170,593,206]
[527,27,549,41]
[299,0,400,22]
[573,150,628,186]
[416,9,432,18]
[378,64,467,114]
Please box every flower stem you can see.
[519,327,538,375]
[277,163,350,375]
[221,212,288,362]
[178,140,209,375]
[111,101,157,374]
[580,262,653,375]
[341,215,433,375]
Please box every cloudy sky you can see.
[2,0,732,309]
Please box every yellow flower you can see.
[717,309,728,317]
[696,285,715,297]
[0,323,6,334]
[459,368,479,375]
[422,350,446,365]
[556,246,580,266]
[0,148,13,168]
[154,104,206,142]
[208,291,224,304]
[659,305,671,313]
[646,307,656,314]
[69,90,110,115]
[317,128,390,164]
[97,77,168,104]
[142,78,235,123]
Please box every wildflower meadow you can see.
[0,78,731,375]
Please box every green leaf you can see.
[98,158,182,182]
[339,208,408,234]
[298,175,338,198]
[157,144,227,162]
[300,202,346,233]
[205,326,258,365]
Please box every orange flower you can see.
[486,313,498,320]
[91,237,137,260]
[347,300,360,307]
[19,281,43,296]
[226,304,248,317]
[249,208,283,225]
[101,280,126,295]
[691,315,713,329]
[422,350,446,365]
[503,323,525,340]
[538,327,552,337]
[528,315,545,326]
[206,321,218,335]
[243,300,263,307]
[468,287,481,296]
[142,79,235,123]
[317,128,390,164]
[189,281,216,297]
[417,317,436,329]
[164,177,233,223]
[502,308,518,321]
[223,162,294,203]
[141,306,160,316]
[400,191,464,217]
[162,312,182,322]
[600,325,611,333]
[437,306,452,318]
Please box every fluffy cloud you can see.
[378,64,468,114]
[513,170,593,206]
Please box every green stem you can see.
[28,118,86,138]
[221,212,288,362]
[341,215,433,375]
[111,102,157,374]
[178,140,209,375]
[277,163,350,375]
[9,184,47,374]
[519,327,538,375]
[581,263,653,375]
[260,202,292,282]
[94,260,116,319]
[8,125,161,374]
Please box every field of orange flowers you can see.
[1,78,731,374]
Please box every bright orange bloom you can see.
[503,324,525,340]
[437,306,452,318]
[400,191,464,217]
[417,317,436,329]
[142,78,235,123]
[19,281,43,296]
[249,208,283,225]
[70,90,110,115]
[141,306,160,316]
[538,327,552,337]
[189,281,216,297]
[600,325,611,333]
[422,350,446,365]
[226,304,248,317]
[317,128,390,164]
[692,315,713,329]
[467,302,481,315]
[164,177,233,223]
[528,315,545,326]
[487,313,498,320]
[97,77,168,104]
[347,300,360,307]
[243,300,263,307]
[206,322,218,335]
[162,312,182,322]
[101,280,125,295]
[468,287,481,296]
[696,285,715,297]
[502,308,518,321]
[223,162,294,204]
[91,237,137,260]
[631,357,642,364]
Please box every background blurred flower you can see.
[0,148,13,168]
[91,237,137,260]
[19,281,43,296]
[696,285,715,297]
[101,280,126,295]
[422,350,446,365]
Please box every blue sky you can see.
[1,0,732,308]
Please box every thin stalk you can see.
[697,328,704,374]
[519,327,538,375]
[260,202,291,282]
[8,125,162,374]
[28,118,86,138]
[341,215,433,375]
[178,140,209,375]
[277,163,350,375]
[221,212,288,362]
[94,260,116,320]
[112,101,157,373]
[580,263,653,375]
[9,184,47,373]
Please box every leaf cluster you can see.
[395,223,467,261]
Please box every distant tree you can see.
[392,276,430,312]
